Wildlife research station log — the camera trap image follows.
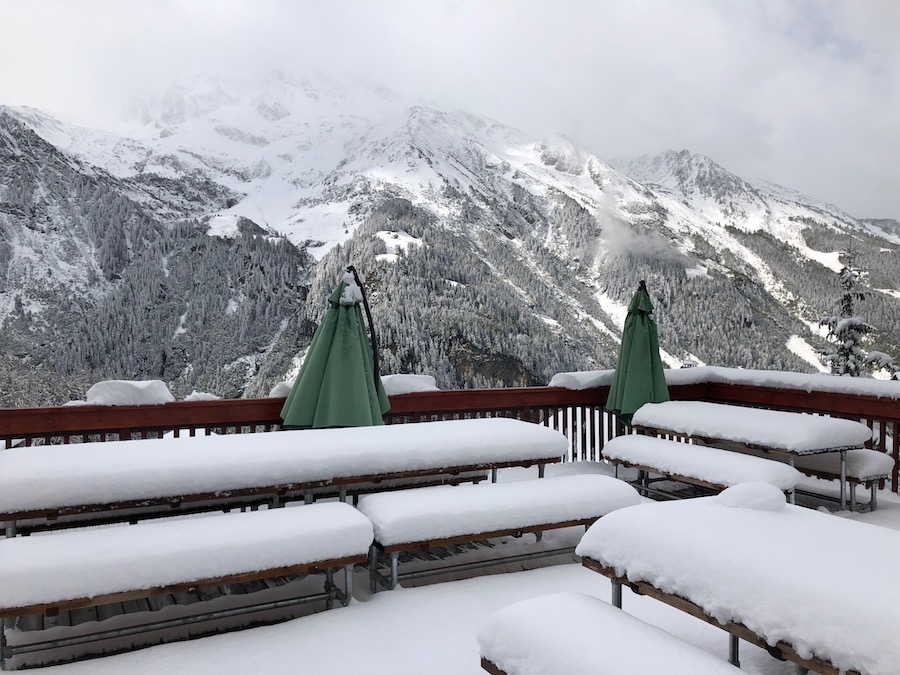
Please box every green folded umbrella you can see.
[605,280,670,427]
[280,271,390,429]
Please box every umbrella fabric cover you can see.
[605,281,670,427]
[280,274,390,429]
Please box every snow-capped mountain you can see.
[1,73,898,406]
[611,149,899,257]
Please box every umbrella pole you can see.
[347,266,381,387]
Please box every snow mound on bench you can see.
[84,380,176,406]
[381,374,440,395]
[478,592,740,674]
[357,475,640,547]
[717,482,786,511]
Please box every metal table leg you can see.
[325,568,335,609]
[343,564,354,606]
[368,545,379,594]
[840,450,847,510]
[389,552,400,590]
[729,634,740,667]
[1,619,7,669]
[787,458,796,504]
[611,581,622,608]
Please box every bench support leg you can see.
[538,464,545,479]
[304,490,313,505]
[840,450,847,510]
[491,469,498,483]
[343,564,354,606]
[728,634,740,667]
[787,459,796,505]
[1,618,7,669]
[366,547,401,593]
[325,568,335,609]
[871,482,878,511]
[339,486,347,503]
[3,521,15,537]
[389,551,400,590]
[611,581,622,609]
[328,564,355,607]
[368,546,379,594]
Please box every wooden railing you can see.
[1,380,897,490]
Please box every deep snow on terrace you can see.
[27,461,900,675]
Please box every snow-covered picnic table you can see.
[359,475,640,590]
[0,417,566,534]
[0,503,373,614]
[0,503,375,668]
[576,483,900,675]
[632,401,874,508]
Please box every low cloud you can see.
[2,0,898,218]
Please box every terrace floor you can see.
[30,464,900,675]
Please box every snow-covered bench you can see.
[602,434,802,497]
[478,592,741,674]
[631,401,874,509]
[0,417,566,536]
[577,483,900,674]
[357,475,640,591]
[790,449,892,511]
[708,444,894,511]
[0,503,373,669]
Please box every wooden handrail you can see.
[702,381,900,419]
[0,398,284,437]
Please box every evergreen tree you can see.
[820,245,898,378]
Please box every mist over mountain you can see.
[1,73,898,406]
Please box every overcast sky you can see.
[1,0,899,219]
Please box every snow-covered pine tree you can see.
[820,244,898,378]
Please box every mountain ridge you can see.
[1,74,898,406]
